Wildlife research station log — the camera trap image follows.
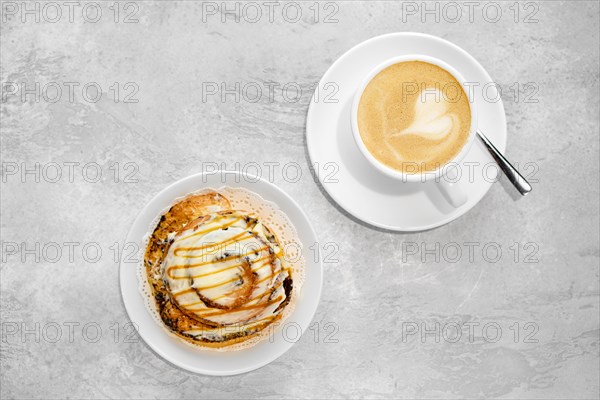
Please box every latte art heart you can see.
[392,89,460,141]
[357,61,472,173]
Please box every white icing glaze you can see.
[161,211,290,328]
[138,187,305,351]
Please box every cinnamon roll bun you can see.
[144,191,294,349]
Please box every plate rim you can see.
[306,31,507,232]
[119,170,323,375]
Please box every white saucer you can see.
[120,171,322,375]
[306,32,507,231]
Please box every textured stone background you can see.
[1,1,599,399]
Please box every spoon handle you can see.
[477,131,532,196]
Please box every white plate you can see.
[306,32,507,231]
[119,171,323,375]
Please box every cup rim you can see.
[351,54,479,182]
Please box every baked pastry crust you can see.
[144,191,293,349]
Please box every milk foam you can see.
[357,61,472,173]
[392,89,459,141]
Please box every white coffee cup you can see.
[351,54,478,207]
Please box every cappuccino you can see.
[357,61,472,174]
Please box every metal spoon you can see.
[477,130,532,196]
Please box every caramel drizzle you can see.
[184,314,279,334]
[167,245,269,279]
[248,314,279,326]
[206,278,284,307]
[178,215,243,241]
[184,270,286,315]
[195,296,283,318]
[170,253,273,298]
[192,254,271,290]
[166,212,291,324]
[210,260,273,301]
[180,258,273,305]
[174,230,251,257]
[190,253,271,281]
[171,264,290,300]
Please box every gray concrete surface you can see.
[1,1,599,399]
